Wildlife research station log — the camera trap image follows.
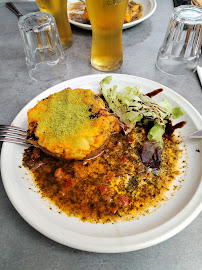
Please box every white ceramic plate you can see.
[1,74,202,253]
[68,0,157,30]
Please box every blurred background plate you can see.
[68,0,157,30]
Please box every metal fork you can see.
[1,124,201,146]
[0,125,29,145]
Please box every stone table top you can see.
[0,1,201,270]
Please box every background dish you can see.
[68,0,157,30]
[1,74,202,253]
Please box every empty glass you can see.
[156,5,202,76]
[18,11,67,81]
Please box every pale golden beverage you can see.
[85,0,128,71]
[35,0,73,49]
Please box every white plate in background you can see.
[68,0,157,30]
[1,74,202,253]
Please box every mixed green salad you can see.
[100,76,183,148]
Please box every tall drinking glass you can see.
[35,0,73,49]
[86,0,128,71]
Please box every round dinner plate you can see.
[1,74,202,253]
[68,0,157,30]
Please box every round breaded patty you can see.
[27,88,120,160]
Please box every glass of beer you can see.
[85,0,128,71]
[35,0,73,50]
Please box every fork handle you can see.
[5,2,23,19]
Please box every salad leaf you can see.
[172,106,184,119]
[100,76,183,147]
[141,140,162,169]
[159,98,183,119]
[147,122,165,147]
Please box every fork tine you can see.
[0,125,27,133]
[0,132,26,140]
[0,130,27,137]
[0,137,28,145]
[0,125,29,145]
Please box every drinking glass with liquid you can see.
[86,0,128,71]
[35,0,73,50]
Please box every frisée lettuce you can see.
[100,76,183,147]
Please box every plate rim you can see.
[68,0,157,31]
[1,73,202,253]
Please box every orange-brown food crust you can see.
[27,88,120,160]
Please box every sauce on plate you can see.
[23,126,183,223]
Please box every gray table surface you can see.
[0,1,201,269]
